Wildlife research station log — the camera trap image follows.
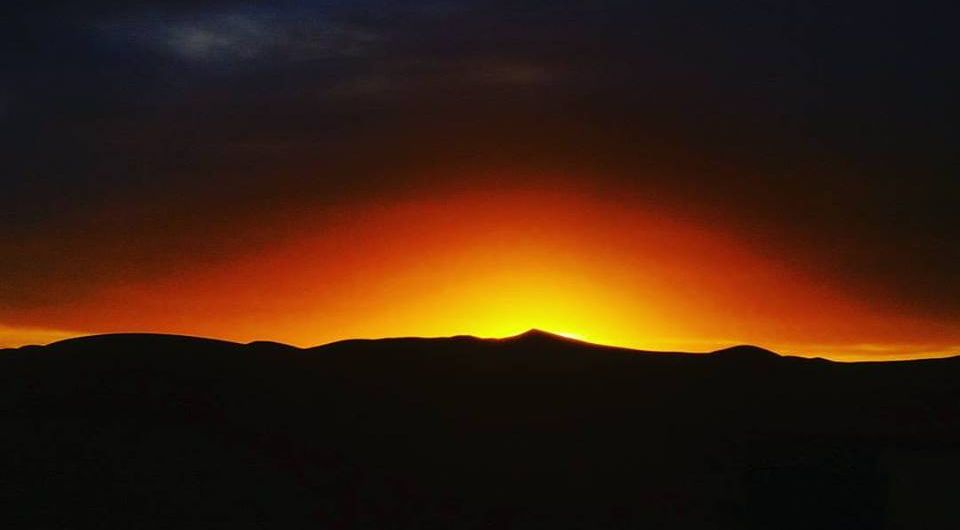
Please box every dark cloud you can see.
[2,1,958,319]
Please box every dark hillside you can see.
[3,332,959,528]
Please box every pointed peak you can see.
[507,329,580,343]
[517,328,554,337]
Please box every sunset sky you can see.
[3,1,958,360]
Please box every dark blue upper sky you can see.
[2,0,958,319]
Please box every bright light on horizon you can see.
[3,188,959,362]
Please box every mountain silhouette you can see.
[504,328,584,343]
[710,344,781,361]
[3,332,959,529]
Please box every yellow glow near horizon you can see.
[0,324,79,349]
[3,188,959,361]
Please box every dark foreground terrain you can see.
[3,330,959,529]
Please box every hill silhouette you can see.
[710,344,781,360]
[3,331,959,529]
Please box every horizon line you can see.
[5,328,960,364]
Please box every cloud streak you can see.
[102,8,382,65]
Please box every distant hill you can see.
[3,331,959,529]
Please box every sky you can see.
[2,1,958,360]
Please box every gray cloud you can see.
[101,9,383,65]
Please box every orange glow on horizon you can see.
[3,185,959,361]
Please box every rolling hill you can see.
[3,330,959,529]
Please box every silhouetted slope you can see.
[2,332,959,529]
[710,344,781,360]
